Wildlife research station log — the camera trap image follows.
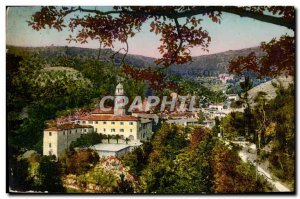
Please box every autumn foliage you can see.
[27,6,294,69]
[228,35,295,77]
[121,64,176,91]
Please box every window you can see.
[89,121,93,124]
[63,131,65,135]
[84,129,86,132]
[103,128,106,132]
[49,132,52,136]
[103,121,107,124]
[49,143,51,148]
[95,121,98,124]
[120,129,124,132]
[111,129,115,132]
[120,122,124,125]
[69,131,71,135]
[129,122,133,125]
[111,122,115,125]
[82,121,86,124]
[130,129,133,132]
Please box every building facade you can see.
[78,83,153,141]
[43,123,93,158]
[43,83,153,158]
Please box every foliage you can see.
[263,83,295,186]
[221,112,245,139]
[114,173,135,193]
[138,124,271,193]
[212,117,220,136]
[7,54,102,152]
[168,131,214,193]
[36,156,65,192]
[70,132,102,149]
[9,157,32,191]
[229,35,295,77]
[77,167,118,193]
[59,149,99,175]
[121,142,152,176]
[28,6,294,67]
[212,141,271,193]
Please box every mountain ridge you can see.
[7,45,264,77]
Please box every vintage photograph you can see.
[6,6,295,194]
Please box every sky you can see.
[6,6,294,58]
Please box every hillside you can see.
[248,75,294,106]
[168,47,264,77]
[7,45,264,77]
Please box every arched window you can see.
[129,135,134,140]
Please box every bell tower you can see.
[114,83,126,116]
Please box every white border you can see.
[1,1,298,199]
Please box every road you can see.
[235,141,291,192]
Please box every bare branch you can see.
[62,6,294,30]
[172,18,184,65]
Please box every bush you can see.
[59,149,99,175]
[70,132,102,149]
[269,150,294,184]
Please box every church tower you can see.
[114,83,126,116]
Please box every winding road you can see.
[236,141,291,192]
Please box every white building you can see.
[218,73,234,83]
[227,94,239,101]
[165,118,200,127]
[208,103,224,111]
[43,123,93,158]
[78,83,153,142]
[43,83,153,158]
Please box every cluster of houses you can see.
[43,83,243,159]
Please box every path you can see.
[236,141,290,192]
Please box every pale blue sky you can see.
[6,6,294,58]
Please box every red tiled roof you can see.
[91,108,114,114]
[79,115,138,121]
[44,123,93,131]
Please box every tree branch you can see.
[172,18,184,65]
[168,6,294,30]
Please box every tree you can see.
[114,173,134,193]
[115,134,121,144]
[77,167,118,193]
[211,141,271,193]
[107,134,113,144]
[197,110,205,123]
[122,142,152,176]
[125,137,130,144]
[253,91,268,148]
[28,6,294,75]
[59,149,99,175]
[9,158,32,191]
[221,112,245,139]
[239,76,255,139]
[229,35,295,77]
[70,132,102,149]
[212,117,220,137]
[36,156,65,192]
